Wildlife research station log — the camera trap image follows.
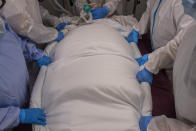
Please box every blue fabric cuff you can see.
[19,109,26,123]
[132,29,139,37]
[103,6,110,16]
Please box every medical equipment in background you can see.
[78,4,93,24]
[46,0,92,24]
[133,0,141,16]
[71,1,104,24]
[48,0,73,16]
[47,0,143,20]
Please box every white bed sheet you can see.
[30,23,152,131]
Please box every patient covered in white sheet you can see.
[30,23,152,131]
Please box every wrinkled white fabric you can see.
[145,30,184,74]
[93,15,138,37]
[31,24,152,131]
[46,15,138,39]
[148,116,196,131]
[45,16,138,57]
[173,21,196,124]
[134,0,194,74]
[0,0,58,44]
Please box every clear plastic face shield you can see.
[182,0,196,19]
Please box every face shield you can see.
[182,0,196,19]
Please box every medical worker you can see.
[0,0,71,44]
[71,0,122,19]
[0,17,48,130]
[125,0,194,84]
[139,21,196,131]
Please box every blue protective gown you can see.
[0,20,45,130]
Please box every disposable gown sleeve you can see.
[20,38,45,61]
[39,6,60,27]
[104,0,121,16]
[144,1,194,74]
[134,0,153,35]
[147,115,196,131]
[0,107,20,130]
[5,14,58,44]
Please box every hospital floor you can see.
[13,33,176,131]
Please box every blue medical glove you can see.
[36,55,51,68]
[56,22,72,31]
[56,31,64,42]
[125,29,139,44]
[136,54,149,66]
[139,116,153,131]
[91,6,109,19]
[19,108,46,125]
[136,68,153,85]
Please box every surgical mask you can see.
[0,18,5,39]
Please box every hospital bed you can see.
[30,23,152,130]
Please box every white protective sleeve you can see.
[148,116,196,131]
[144,0,194,74]
[144,30,184,74]
[0,0,58,44]
[146,21,196,131]
[31,24,152,131]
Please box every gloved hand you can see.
[136,68,153,85]
[56,31,64,42]
[125,29,139,44]
[56,22,72,31]
[36,55,51,68]
[91,6,109,19]
[136,54,149,66]
[19,108,46,125]
[139,116,153,131]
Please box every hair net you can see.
[173,21,196,123]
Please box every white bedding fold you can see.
[31,24,152,131]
